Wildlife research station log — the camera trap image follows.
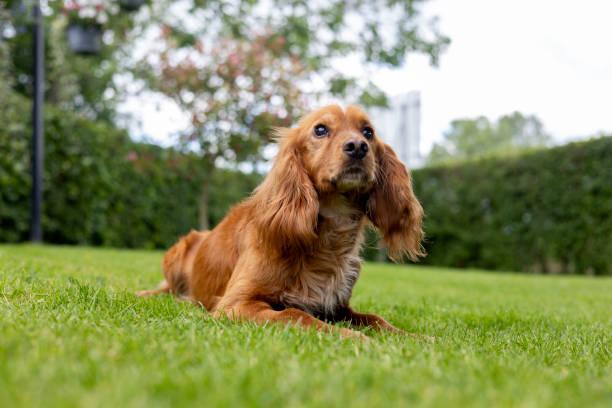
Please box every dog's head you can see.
[254,105,424,261]
[296,105,378,193]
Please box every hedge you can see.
[2,92,610,274]
[0,93,259,248]
[412,137,612,275]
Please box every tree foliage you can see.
[1,0,449,231]
[428,112,552,165]
[137,0,449,227]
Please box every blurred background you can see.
[1,0,610,274]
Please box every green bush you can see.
[412,137,612,275]
[3,91,610,274]
[0,93,260,248]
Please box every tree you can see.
[138,0,450,229]
[428,112,552,166]
[140,30,306,229]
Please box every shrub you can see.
[0,93,259,248]
[412,137,612,275]
[3,91,610,274]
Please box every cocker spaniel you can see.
[138,105,425,339]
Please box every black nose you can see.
[343,139,369,160]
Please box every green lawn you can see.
[0,245,610,408]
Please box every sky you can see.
[122,0,612,155]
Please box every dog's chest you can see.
[279,207,364,319]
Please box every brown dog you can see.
[138,105,424,339]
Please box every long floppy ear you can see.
[252,128,319,252]
[366,143,425,262]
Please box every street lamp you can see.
[119,0,147,12]
[31,0,43,242]
[29,0,147,242]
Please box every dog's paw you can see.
[339,328,369,341]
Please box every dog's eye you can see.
[362,126,374,140]
[313,124,329,138]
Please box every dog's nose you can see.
[343,139,369,160]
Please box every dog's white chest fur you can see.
[279,201,364,318]
[280,253,361,318]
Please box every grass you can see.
[0,244,610,408]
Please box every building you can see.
[368,91,423,168]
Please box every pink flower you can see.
[127,151,138,162]
[64,2,81,11]
[228,53,242,67]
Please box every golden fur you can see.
[138,105,425,339]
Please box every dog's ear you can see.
[366,143,425,262]
[253,128,319,252]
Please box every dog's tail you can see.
[137,229,208,297]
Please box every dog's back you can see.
[137,229,209,297]
[162,230,209,296]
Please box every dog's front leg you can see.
[216,301,366,340]
[343,308,434,340]
[342,307,403,332]
[341,307,431,339]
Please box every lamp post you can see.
[28,1,146,242]
[31,0,43,242]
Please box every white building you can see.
[369,91,423,169]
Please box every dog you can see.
[138,105,425,339]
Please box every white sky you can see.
[122,0,612,154]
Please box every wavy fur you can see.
[139,105,425,339]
